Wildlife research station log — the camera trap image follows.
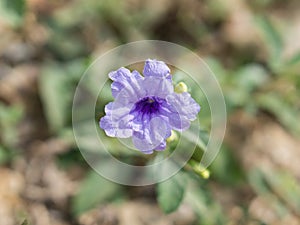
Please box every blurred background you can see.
[0,0,300,224]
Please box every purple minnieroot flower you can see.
[100,59,200,154]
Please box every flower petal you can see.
[99,102,134,138]
[109,68,144,103]
[132,116,171,153]
[155,141,167,150]
[163,92,200,130]
[143,59,171,78]
[167,92,200,120]
[140,76,173,98]
[160,102,190,130]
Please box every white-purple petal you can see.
[162,92,200,130]
[159,102,191,130]
[166,92,200,120]
[140,76,173,98]
[143,59,171,78]
[99,102,134,138]
[155,141,167,151]
[109,67,144,103]
[132,117,171,153]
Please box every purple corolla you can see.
[100,59,200,154]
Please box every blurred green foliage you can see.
[0,103,23,147]
[0,0,300,224]
[157,171,187,213]
[0,104,23,165]
[0,0,25,27]
[72,170,122,216]
[39,59,87,133]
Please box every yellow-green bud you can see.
[166,130,178,143]
[200,169,210,179]
[174,82,188,93]
[189,160,210,179]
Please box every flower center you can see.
[131,96,162,115]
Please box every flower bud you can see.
[166,130,178,143]
[200,169,210,179]
[189,160,210,179]
[174,82,188,93]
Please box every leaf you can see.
[211,146,245,186]
[249,168,300,216]
[157,172,187,213]
[204,57,228,82]
[0,0,26,27]
[185,181,226,224]
[47,32,86,60]
[72,170,121,216]
[39,62,79,132]
[0,146,9,165]
[286,51,300,66]
[21,219,28,225]
[248,168,270,194]
[280,51,300,75]
[235,64,269,92]
[263,169,300,212]
[255,16,283,71]
[0,103,23,147]
[256,93,300,134]
[6,0,25,15]
[0,103,23,125]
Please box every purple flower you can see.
[100,59,200,154]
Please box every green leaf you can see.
[0,146,9,165]
[39,62,79,132]
[263,169,300,212]
[0,0,26,27]
[21,219,28,225]
[0,103,23,147]
[286,51,300,66]
[235,64,269,92]
[248,168,300,216]
[203,57,228,82]
[47,32,86,60]
[0,103,23,125]
[186,181,226,224]
[255,16,283,71]
[72,170,121,216]
[157,172,187,213]
[39,64,68,132]
[256,93,300,134]
[211,146,245,185]
[248,168,270,194]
